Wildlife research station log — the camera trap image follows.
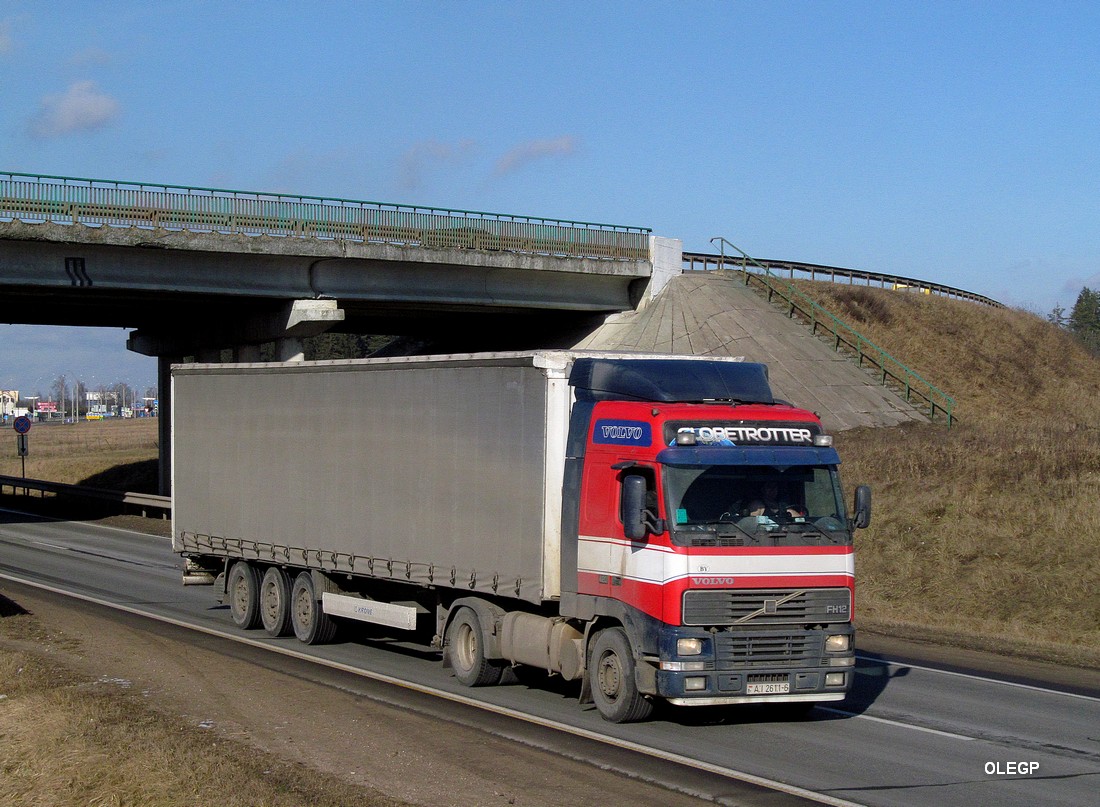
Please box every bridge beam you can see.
[127,298,345,358]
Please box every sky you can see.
[2,0,1100,398]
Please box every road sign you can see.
[13,415,31,434]
[16,433,28,457]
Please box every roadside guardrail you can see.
[0,474,171,519]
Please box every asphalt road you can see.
[1,508,1097,807]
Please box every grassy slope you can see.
[793,283,1100,664]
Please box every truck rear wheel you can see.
[445,607,504,687]
[590,627,654,723]
[290,571,337,645]
[259,566,293,638]
[227,561,261,630]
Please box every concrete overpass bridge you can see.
[0,172,667,365]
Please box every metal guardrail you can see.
[702,239,956,425]
[0,474,171,519]
[684,250,1002,308]
[0,171,652,261]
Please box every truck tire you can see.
[445,607,504,687]
[227,561,262,630]
[290,571,337,645]
[590,627,654,723]
[259,566,293,638]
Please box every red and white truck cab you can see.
[560,357,868,720]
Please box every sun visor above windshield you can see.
[569,358,774,404]
[657,446,841,467]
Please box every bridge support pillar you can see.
[275,337,305,362]
[645,235,683,305]
[157,355,179,497]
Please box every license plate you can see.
[746,682,790,695]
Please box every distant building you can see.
[0,389,18,419]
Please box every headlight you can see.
[825,672,847,687]
[825,634,850,652]
[677,637,704,656]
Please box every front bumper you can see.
[652,624,855,704]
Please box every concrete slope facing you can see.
[574,270,924,431]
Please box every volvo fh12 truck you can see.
[174,351,870,722]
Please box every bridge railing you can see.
[704,239,956,425]
[0,171,651,261]
[684,250,1002,308]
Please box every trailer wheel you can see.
[290,572,337,645]
[227,561,262,630]
[590,627,654,723]
[445,607,504,687]
[259,566,293,638]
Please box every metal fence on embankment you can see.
[0,171,651,261]
[697,239,956,425]
[684,250,1002,308]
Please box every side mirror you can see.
[622,475,648,540]
[621,475,665,539]
[853,485,872,529]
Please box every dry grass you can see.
[0,601,412,807]
[0,419,160,489]
[792,281,1100,662]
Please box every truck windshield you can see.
[663,464,851,547]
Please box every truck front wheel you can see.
[290,572,338,645]
[227,561,261,630]
[445,607,504,687]
[590,627,654,723]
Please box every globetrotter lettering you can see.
[677,426,814,445]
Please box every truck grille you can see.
[714,631,822,669]
[682,588,851,626]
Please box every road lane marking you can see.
[855,654,1100,703]
[815,706,975,741]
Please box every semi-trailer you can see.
[174,350,870,722]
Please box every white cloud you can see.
[494,136,578,177]
[28,80,121,139]
[399,139,477,191]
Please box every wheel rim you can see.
[294,586,312,626]
[231,576,249,616]
[261,579,279,621]
[453,621,477,673]
[596,649,623,702]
